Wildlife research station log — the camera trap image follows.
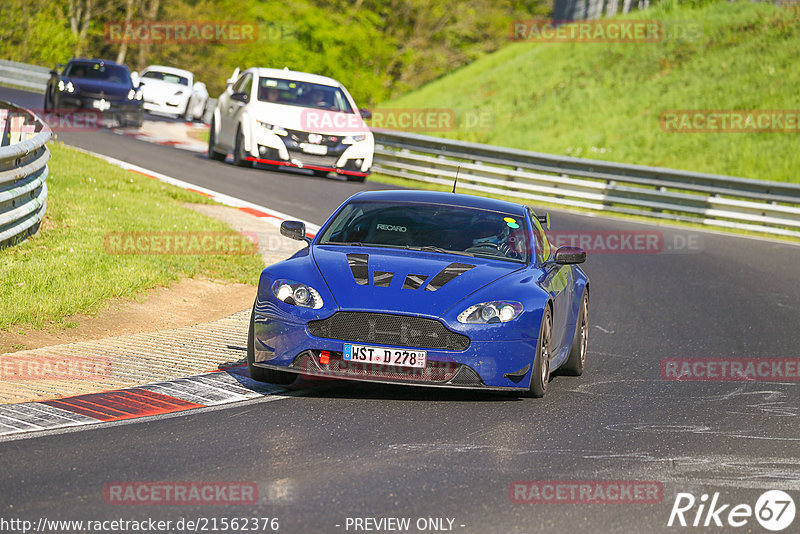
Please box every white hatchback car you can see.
[136,65,209,121]
[208,67,374,181]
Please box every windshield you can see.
[141,71,189,86]
[64,62,131,85]
[318,201,529,263]
[257,77,353,113]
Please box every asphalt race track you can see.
[2,86,800,533]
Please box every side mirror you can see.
[281,220,310,243]
[554,246,586,265]
[359,108,372,120]
[50,69,59,77]
[230,92,248,103]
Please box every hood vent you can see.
[402,274,428,290]
[425,263,475,292]
[373,270,394,287]
[345,255,476,291]
[347,253,369,285]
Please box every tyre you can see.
[346,173,367,183]
[182,100,194,122]
[247,306,296,384]
[207,119,226,161]
[560,290,589,376]
[128,113,144,129]
[232,126,251,167]
[527,305,552,398]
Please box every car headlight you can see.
[59,81,75,93]
[257,120,287,136]
[342,134,366,144]
[457,301,523,324]
[271,279,323,309]
[136,89,143,100]
[127,89,136,100]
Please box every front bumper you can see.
[56,95,143,125]
[143,99,186,115]
[245,126,373,177]
[252,311,536,391]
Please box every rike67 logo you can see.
[668,490,795,531]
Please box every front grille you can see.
[287,150,340,168]
[291,351,461,383]
[82,93,123,102]
[308,312,470,351]
[285,128,340,146]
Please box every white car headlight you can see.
[457,301,523,324]
[136,89,143,100]
[257,120,287,136]
[271,279,323,309]
[342,134,366,144]
[127,89,136,100]
[59,81,75,93]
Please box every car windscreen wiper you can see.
[321,241,363,246]
[410,246,475,257]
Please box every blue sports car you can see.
[248,190,589,396]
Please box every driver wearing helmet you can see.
[469,217,518,258]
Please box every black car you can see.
[44,58,144,128]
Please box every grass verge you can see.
[0,142,264,329]
[381,1,800,183]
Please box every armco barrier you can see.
[0,59,51,93]
[371,129,800,239]
[0,101,52,247]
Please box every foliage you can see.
[383,1,800,182]
[0,0,549,105]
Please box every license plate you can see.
[343,344,426,369]
[300,143,327,155]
